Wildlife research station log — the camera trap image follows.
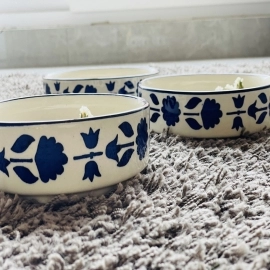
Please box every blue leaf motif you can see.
[118,86,127,94]
[185,118,202,130]
[35,136,68,183]
[83,161,101,182]
[54,82,60,91]
[106,81,115,92]
[73,85,84,93]
[63,88,69,93]
[232,116,243,131]
[256,112,267,124]
[13,166,38,184]
[0,148,10,177]
[124,81,134,89]
[106,135,119,162]
[119,122,134,138]
[150,112,160,123]
[118,86,135,95]
[258,93,267,104]
[232,95,245,109]
[150,93,159,105]
[81,128,100,149]
[117,149,134,167]
[11,135,35,153]
[45,83,51,94]
[85,85,97,93]
[185,97,202,109]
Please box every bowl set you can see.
[1,65,270,199]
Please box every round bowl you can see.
[139,74,270,138]
[0,94,149,196]
[43,66,158,96]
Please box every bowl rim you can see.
[43,66,159,81]
[0,93,149,127]
[139,73,270,95]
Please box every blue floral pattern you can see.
[136,118,148,160]
[35,136,68,183]
[1,118,148,184]
[0,134,68,184]
[149,91,269,132]
[106,122,135,167]
[73,128,103,182]
[161,96,181,126]
[201,98,223,129]
[232,116,244,131]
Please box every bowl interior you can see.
[0,94,147,122]
[45,67,157,80]
[141,74,270,92]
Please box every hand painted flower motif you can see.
[232,95,245,108]
[54,82,60,91]
[85,85,97,93]
[161,96,181,126]
[201,98,223,129]
[0,148,10,176]
[232,116,244,131]
[35,136,68,183]
[136,118,148,160]
[106,81,115,92]
[81,128,99,149]
[83,161,101,182]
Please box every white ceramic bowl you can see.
[139,74,270,138]
[0,94,149,196]
[43,66,158,96]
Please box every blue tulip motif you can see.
[54,82,60,91]
[232,116,244,131]
[106,81,115,92]
[226,94,246,131]
[106,122,135,167]
[0,134,68,184]
[183,97,222,130]
[73,128,103,182]
[161,96,181,126]
[232,94,245,108]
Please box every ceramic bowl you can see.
[43,66,158,96]
[139,74,270,138]
[0,94,149,196]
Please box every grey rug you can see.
[0,61,270,270]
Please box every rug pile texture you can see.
[0,61,270,270]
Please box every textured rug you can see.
[0,61,270,270]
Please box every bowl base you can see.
[19,185,116,203]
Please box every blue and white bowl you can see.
[0,94,149,197]
[43,66,158,96]
[139,74,270,138]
